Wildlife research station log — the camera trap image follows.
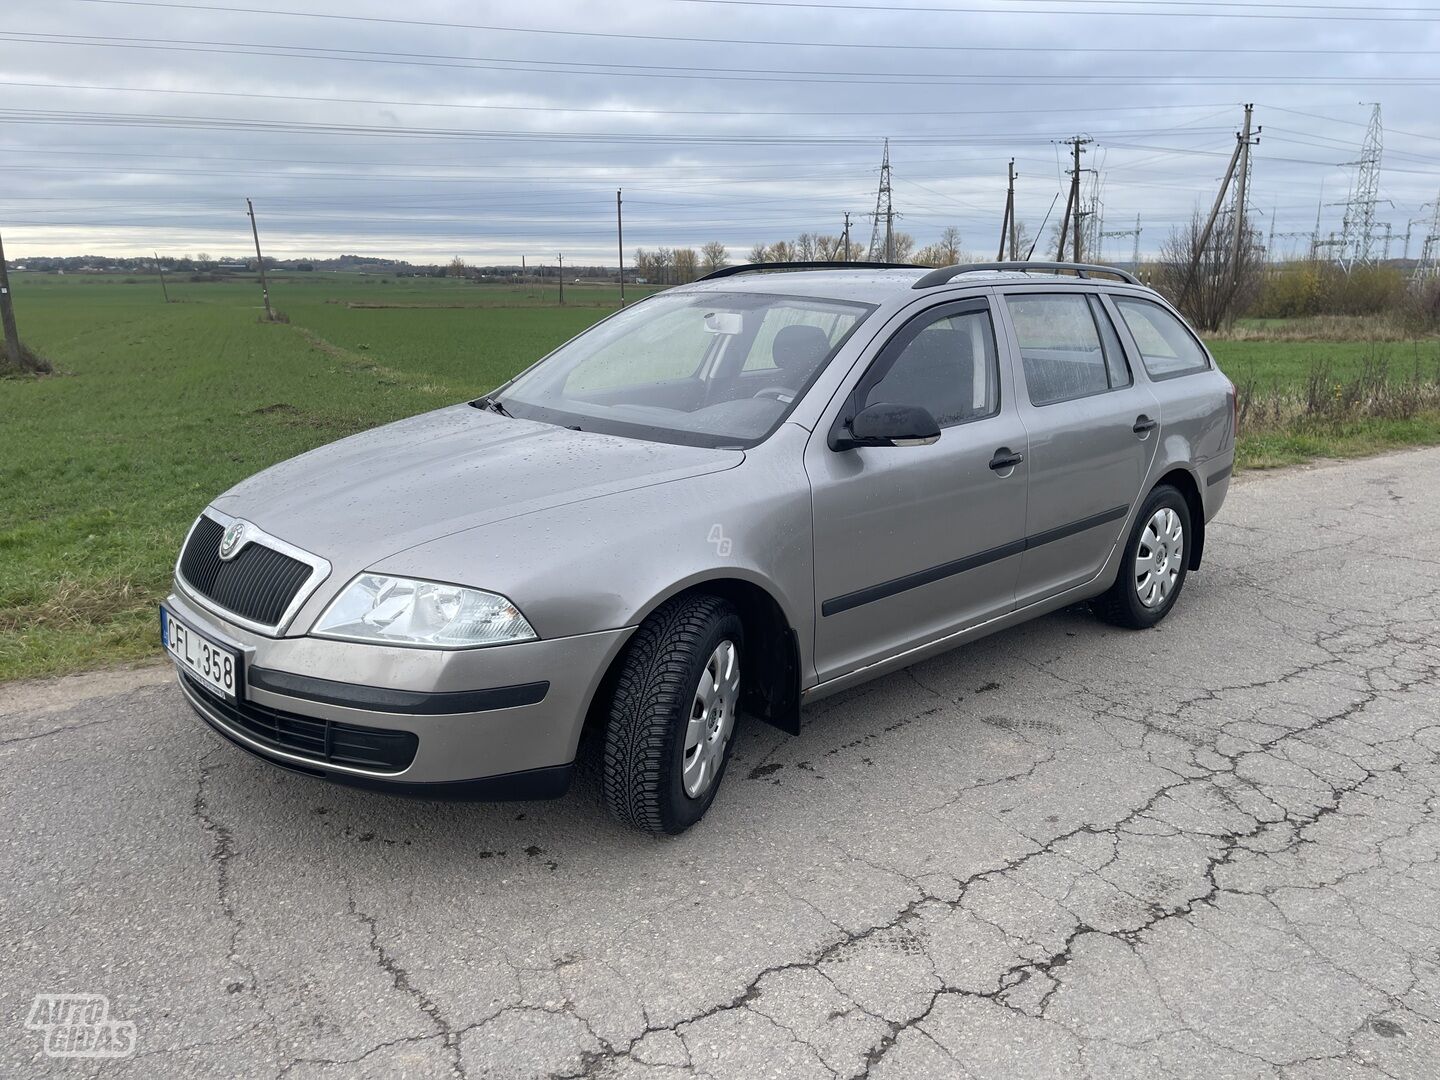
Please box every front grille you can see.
[183,674,419,772]
[179,515,313,628]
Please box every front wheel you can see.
[1094,485,1191,629]
[602,595,744,834]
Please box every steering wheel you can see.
[752,386,794,402]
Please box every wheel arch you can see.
[583,575,803,741]
[1154,466,1205,571]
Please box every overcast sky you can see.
[3,0,1439,264]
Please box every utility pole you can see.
[1056,137,1091,263]
[998,159,1016,261]
[616,188,625,306]
[0,224,23,369]
[1228,103,1257,291]
[245,198,273,322]
[154,251,170,303]
[1180,105,1249,306]
[557,253,564,305]
[841,212,852,262]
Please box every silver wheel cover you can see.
[682,640,739,799]
[1135,507,1184,609]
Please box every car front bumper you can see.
[165,587,634,797]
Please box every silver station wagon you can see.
[163,261,1235,833]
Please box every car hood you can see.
[213,404,743,563]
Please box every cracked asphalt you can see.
[4,448,1440,1079]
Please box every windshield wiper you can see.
[477,396,511,417]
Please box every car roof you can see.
[677,266,1156,305]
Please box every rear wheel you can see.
[603,594,743,834]
[1094,485,1191,629]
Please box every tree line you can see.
[631,227,969,285]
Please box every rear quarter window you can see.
[1112,297,1211,379]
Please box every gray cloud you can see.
[3,0,1438,262]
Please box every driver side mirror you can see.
[832,402,941,451]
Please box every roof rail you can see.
[697,260,922,281]
[911,261,1141,290]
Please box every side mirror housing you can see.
[832,402,942,450]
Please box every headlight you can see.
[313,574,537,648]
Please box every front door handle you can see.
[989,448,1024,471]
[1133,415,1158,434]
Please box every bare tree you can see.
[769,239,795,262]
[814,234,843,260]
[913,226,964,268]
[673,247,699,283]
[701,241,729,272]
[748,242,770,263]
[1152,210,1266,331]
[889,232,916,262]
[795,233,817,261]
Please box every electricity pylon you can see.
[1339,103,1384,269]
[865,140,897,262]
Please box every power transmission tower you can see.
[246,198,274,321]
[1419,192,1440,278]
[1339,103,1384,269]
[866,139,897,261]
[997,159,1017,261]
[1055,136,1091,263]
[1101,213,1142,267]
[841,212,853,262]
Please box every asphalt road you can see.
[4,449,1440,1079]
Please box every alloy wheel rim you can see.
[1135,507,1184,609]
[682,640,740,799]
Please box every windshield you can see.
[495,291,874,448]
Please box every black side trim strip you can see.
[1206,464,1233,487]
[821,503,1130,617]
[247,667,549,715]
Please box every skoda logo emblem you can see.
[219,521,248,560]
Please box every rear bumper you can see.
[166,587,633,790]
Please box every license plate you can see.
[161,606,242,701]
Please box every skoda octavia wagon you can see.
[164,261,1235,833]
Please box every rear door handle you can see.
[989,448,1024,471]
[1133,415,1158,434]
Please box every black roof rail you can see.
[911,261,1141,290]
[697,260,923,281]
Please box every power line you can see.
[671,0,1440,22]
[7,34,1440,87]
[49,1,1440,56]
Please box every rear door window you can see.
[1112,297,1211,379]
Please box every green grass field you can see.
[1,271,1437,682]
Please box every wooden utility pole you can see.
[557,253,564,305]
[0,225,23,369]
[245,198,274,321]
[154,251,170,303]
[841,212,853,262]
[616,188,625,306]
[1228,103,1257,291]
[998,159,1016,261]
